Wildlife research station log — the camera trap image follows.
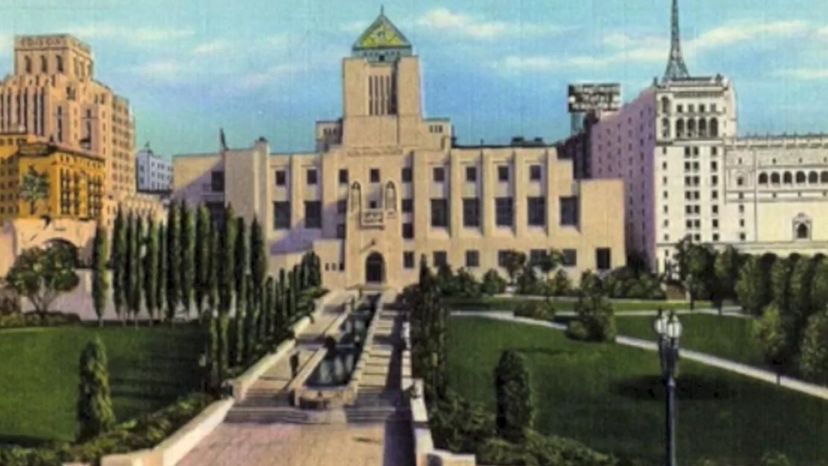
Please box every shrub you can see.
[0,311,80,329]
[513,301,555,321]
[481,269,507,295]
[550,270,573,297]
[429,390,495,454]
[568,272,616,342]
[799,310,828,385]
[477,431,618,466]
[566,320,590,341]
[495,350,533,442]
[603,267,665,300]
[77,337,116,441]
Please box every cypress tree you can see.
[234,217,248,298]
[219,205,237,316]
[195,205,212,317]
[274,273,284,338]
[144,219,159,324]
[76,337,115,441]
[262,276,274,342]
[207,225,220,313]
[111,206,126,323]
[234,274,247,367]
[125,213,136,324]
[250,217,265,307]
[132,216,144,326]
[207,315,221,393]
[91,225,109,327]
[290,268,298,319]
[495,350,533,442]
[166,204,181,322]
[180,202,196,318]
[218,314,229,386]
[157,224,167,322]
[245,274,257,363]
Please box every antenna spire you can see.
[663,0,690,81]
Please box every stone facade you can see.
[173,13,625,290]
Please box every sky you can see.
[1,0,827,157]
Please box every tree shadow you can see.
[0,434,58,448]
[513,347,575,358]
[611,375,736,401]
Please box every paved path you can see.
[180,290,414,466]
[454,311,828,402]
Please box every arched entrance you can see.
[365,252,385,284]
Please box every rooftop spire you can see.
[663,0,690,81]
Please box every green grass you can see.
[616,314,766,368]
[447,317,828,466]
[0,324,205,445]
[445,296,711,312]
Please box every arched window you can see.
[661,97,671,114]
[758,173,768,185]
[384,181,397,211]
[56,56,64,73]
[350,182,361,212]
[661,118,670,138]
[794,214,812,240]
[687,119,696,138]
[796,171,806,184]
[797,223,810,240]
[822,171,828,183]
[771,172,780,184]
[24,56,32,73]
[710,118,719,137]
[698,118,708,137]
[783,172,793,184]
[676,119,685,139]
[40,55,47,73]
[809,171,819,184]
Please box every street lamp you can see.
[653,309,682,466]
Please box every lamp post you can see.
[653,309,682,466]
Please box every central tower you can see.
[342,10,423,148]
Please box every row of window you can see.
[271,163,548,189]
[662,118,720,139]
[400,248,611,271]
[757,171,828,186]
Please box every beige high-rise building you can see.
[173,12,625,289]
[0,34,136,226]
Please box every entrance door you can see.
[365,252,384,284]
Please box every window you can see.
[305,201,322,228]
[560,197,579,226]
[306,169,317,185]
[495,197,513,227]
[498,250,511,268]
[530,249,546,265]
[562,249,577,267]
[370,168,380,183]
[596,248,611,271]
[497,165,510,182]
[527,197,546,226]
[337,199,347,214]
[433,251,448,267]
[273,201,291,229]
[402,222,414,239]
[463,198,480,227]
[431,199,449,227]
[338,169,349,184]
[401,167,412,183]
[402,198,413,213]
[403,252,415,269]
[466,250,480,268]
[529,165,542,181]
[336,224,346,239]
[56,55,64,73]
[433,167,445,183]
[465,166,477,182]
[211,171,225,192]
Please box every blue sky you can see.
[1,0,827,157]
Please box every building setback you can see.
[173,12,626,289]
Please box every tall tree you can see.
[494,350,533,442]
[131,216,144,326]
[5,243,79,316]
[770,255,797,315]
[244,274,258,364]
[713,246,741,313]
[144,219,159,324]
[219,205,237,316]
[684,243,714,310]
[250,217,266,307]
[753,304,790,382]
[736,256,771,316]
[19,166,49,215]
[91,225,109,327]
[810,257,828,314]
[789,256,816,325]
[262,276,274,341]
[234,274,247,367]
[234,217,249,298]
[207,225,220,313]
[125,213,137,323]
[111,206,127,323]
[276,269,286,335]
[157,224,167,322]
[195,205,212,317]
[166,204,181,322]
[799,310,828,385]
[76,337,115,441]
[180,202,196,318]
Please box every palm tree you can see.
[20,167,49,215]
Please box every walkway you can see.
[454,311,828,402]
[179,290,414,466]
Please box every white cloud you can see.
[135,60,188,82]
[67,25,195,46]
[687,20,809,52]
[192,39,231,56]
[416,8,565,40]
[777,68,828,80]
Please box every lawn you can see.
[0,324,205,445]
[616,314,766,368]
[446,317,828,466]
[445,296,711,312]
